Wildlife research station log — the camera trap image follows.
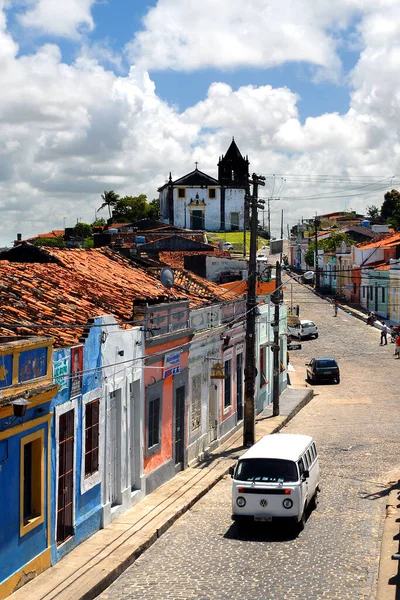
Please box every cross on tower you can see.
[194,161,199,169]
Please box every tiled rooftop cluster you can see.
[0,246,240,346]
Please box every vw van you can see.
[230,433,319,529]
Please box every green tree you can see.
[381,189,400,228]
[112,194,150,222]
[32,237,65,248]
[305,233,353,267]
[147,198,160,220]
[91,217,106,227]
[98,190,120,218]
[72,222,92,240]
[366,205,380,219]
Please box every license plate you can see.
[324,371,332,375]
[254,516,272,522]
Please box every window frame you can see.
[208,188,216,199]
[190,373,202,432]
[224,358,232,409]
[84,399,100,479]
[177,188,186,199]
[20,429,45,537]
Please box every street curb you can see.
[376,483,400,600]
[78,388,315,600]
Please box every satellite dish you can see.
[160,267,174,290]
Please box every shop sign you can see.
[164,351,180,379]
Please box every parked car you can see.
[289,319,318,340]
[256,252,269,261]
[305,357,340,384]
[222,241,234,251]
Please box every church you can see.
[158,139,250,231]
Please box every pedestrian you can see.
[395,334,400,358]
[334,299,339,317]
[380,320,389,345]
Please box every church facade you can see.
[158,139,249,231]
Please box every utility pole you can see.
[272,261,282,417]
[244,173,265,447]
[280,209,284,264]
[314,215,321,290]
[267,198,271,239]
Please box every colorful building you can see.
[0,336,59,600]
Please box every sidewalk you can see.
[10,383,313,600]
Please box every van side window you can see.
[309,446,315,462]
[298,458,305,477]
[311,445,316,461]
[307,449,313,466]
[304,455,309,469]
[312,442,317,458]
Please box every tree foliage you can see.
[366,205,380,219]
[380,189,400,229]
[72,222,92,239]
[98,190,120,218]
[112,194,160,222]
[305,233,353,267]
[32,237,66,248]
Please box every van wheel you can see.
[314,333,319,339]
[297,507,307,532]
[335,376,340,384]
[309,490,318,511]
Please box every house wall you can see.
[0,337,58,599]
[0,414,52,599]
[101,316,145,527]
[255,302,288,414]
[161,185,245,231]
[143,332,190,495]
[389,264,400,323]
[204,256,248,283]
[50,319,103,563]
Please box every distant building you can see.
[159,138,249,232]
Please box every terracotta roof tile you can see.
[0,247,240,346]
[159,250,230,268]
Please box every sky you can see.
[1,0,400,246]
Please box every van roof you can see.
[239,434,314,461]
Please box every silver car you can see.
[298,320,318,340]
[289,319,318,340]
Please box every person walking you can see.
[334,299,339,317]
[394,334,400,358]
[380,321,389,345]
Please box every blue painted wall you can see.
[0,415,50,585]
[50,319,103,564]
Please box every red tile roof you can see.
[0,246,240,346]
[159,250,230,268]
[358,232,400,249]
[27,230,64,240]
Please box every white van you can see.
[230,433,319,530]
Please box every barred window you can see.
[191,374,202,432]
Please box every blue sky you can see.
[0,0,399,245]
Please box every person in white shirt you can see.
[380,321,389,345]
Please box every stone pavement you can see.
[9,384,312,600]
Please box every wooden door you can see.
[57,409,74,545]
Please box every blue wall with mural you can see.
[50,319,103,564]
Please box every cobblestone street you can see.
[99,280,400,600]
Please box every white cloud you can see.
[1,2,400,243]
[127,0,342,75]
[18,0,95,38]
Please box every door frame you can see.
[55,398,78,546]
[173,369,188,473]
[208,382,219,444]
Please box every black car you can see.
[305,357,340,384]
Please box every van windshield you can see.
[235,458,298,483]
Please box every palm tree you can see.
[98,190,119,219]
